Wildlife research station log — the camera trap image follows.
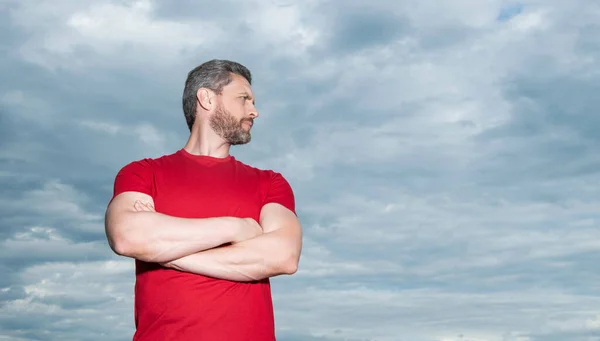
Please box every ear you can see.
[196,88,214,111]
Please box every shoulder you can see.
[113,152,179,187]
[233,158,290,184]
[119,157,153,171]
[111,152,179,201]
[230,158,296,213]
[117,151,179,174]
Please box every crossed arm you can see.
[104,191,302,281]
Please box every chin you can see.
[229,133,252,145]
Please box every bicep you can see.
[107,159,155,228]
[260,171,298,235]
[107,191,154,213]
[105,191,154,233]
[259,203,303,269]
[259,203,302,237]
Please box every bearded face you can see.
[209,104,253,145]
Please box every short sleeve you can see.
[110,159,155,202]
[263,171,296,215]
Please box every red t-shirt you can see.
[111,148,296,341]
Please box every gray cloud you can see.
[316,3,410,54]
[0,260,135,341]
[1,0,599,340]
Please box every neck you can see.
[183,122,230,158]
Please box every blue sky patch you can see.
[498,2,524,21]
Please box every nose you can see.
[249,104,259,119]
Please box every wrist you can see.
[219,217,244,243]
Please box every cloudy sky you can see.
[1,0,600,340]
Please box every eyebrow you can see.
[238,92,255,104]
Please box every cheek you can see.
[234,104,248,117]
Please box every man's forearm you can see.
[164,227,301,282]
[107,211,242,263]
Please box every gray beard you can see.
[209,105,252,145]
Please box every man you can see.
[104,59,303,341]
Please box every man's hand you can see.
[132,201,263,243]
[105,192,263,263]
[134,200,155,212]
[233,218,263,243]
[156,203,302,281]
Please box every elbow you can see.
[107,232,135,257]
[110,235,152,261]
[279,253,300,275]
[105,220,139,258]
[108,230,157,262]
[282,261,298,275]
[110,238,132,257]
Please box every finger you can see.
[134,201,152,212]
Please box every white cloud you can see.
[1,260,135,341]
[8,0,324,71]
[133,123,167,151]
[64,0,213,55]
[273,286,600,341]
[1,90,26,106]
[10,0,219,69]
[0,227,108,264]
[20,180,101,223]
[398,0,505,29]
[1,90,54,123]
[510,9,547,31]
[79,119,170,157]
[294,187,600,281]
[79,120,122,135]
[2,0,600,340]
[246,2,321,54]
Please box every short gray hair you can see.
[182,59,252,131]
